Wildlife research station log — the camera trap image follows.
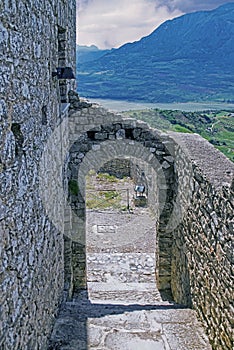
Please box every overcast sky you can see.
[77,0,233,49]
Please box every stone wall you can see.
[65,104,175,294]
[65,106,233,349]
[0,1,76,349]
[99,158,131,178]
[169,133,234,350]
[1,2,233,347]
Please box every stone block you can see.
[94,132,108,140]
[116,129,125,139]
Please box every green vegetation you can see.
[100,190,119,200]
[86,171,130,210]
[123,109,234,161]
[86,189,121,210]
[96,173,118,182]
[68,179,79,196]
[86,190,121,210]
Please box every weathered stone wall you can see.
[0,1,76,349]
[65,104,176,294]
[169,133,234,350]
[99,158,131,178]
[1,3,233,347]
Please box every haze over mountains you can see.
[77,3,234,103]
[76,45,111,64]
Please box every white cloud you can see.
[77,0,183,49]
[76,0,233,49]
[166,0,234,12]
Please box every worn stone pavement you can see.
[49,208,212,350]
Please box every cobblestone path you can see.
[49,209,211,350]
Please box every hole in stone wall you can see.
[125,128,134,139]
[11,123,24,156]
[42,106,47,125]
[87,131,95,140]
[58,26,66,66]
[66,127,177,298]
[85,167,157,303]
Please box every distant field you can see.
[84,98,234,162]
[122,109,234,162]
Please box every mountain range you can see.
[77,3,234,103]
[76,45,111,64]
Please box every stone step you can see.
[49,295,212,350]
[88,282,158,292]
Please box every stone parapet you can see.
[169,132,233,350]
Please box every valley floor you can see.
[87,98,234,113]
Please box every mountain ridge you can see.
[77,3,234,103]
[76,45,112,64]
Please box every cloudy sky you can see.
[77,0,233,49]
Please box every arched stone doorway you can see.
[64,120,177,298]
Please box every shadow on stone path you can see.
[49,207,211,349]
[49,291,211,350]
[49,289,212,350]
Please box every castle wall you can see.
[169,133,234,350]
[98,158,131,178]
[0,1,76,349]
[65,105,175,294]
[1,1,233,348]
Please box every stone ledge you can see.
[169,132,234,189]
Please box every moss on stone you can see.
[69,179,79,196]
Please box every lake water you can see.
[87,98,234,112]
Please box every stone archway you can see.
[64,119,177,298]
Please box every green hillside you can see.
[123,109,234,161]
